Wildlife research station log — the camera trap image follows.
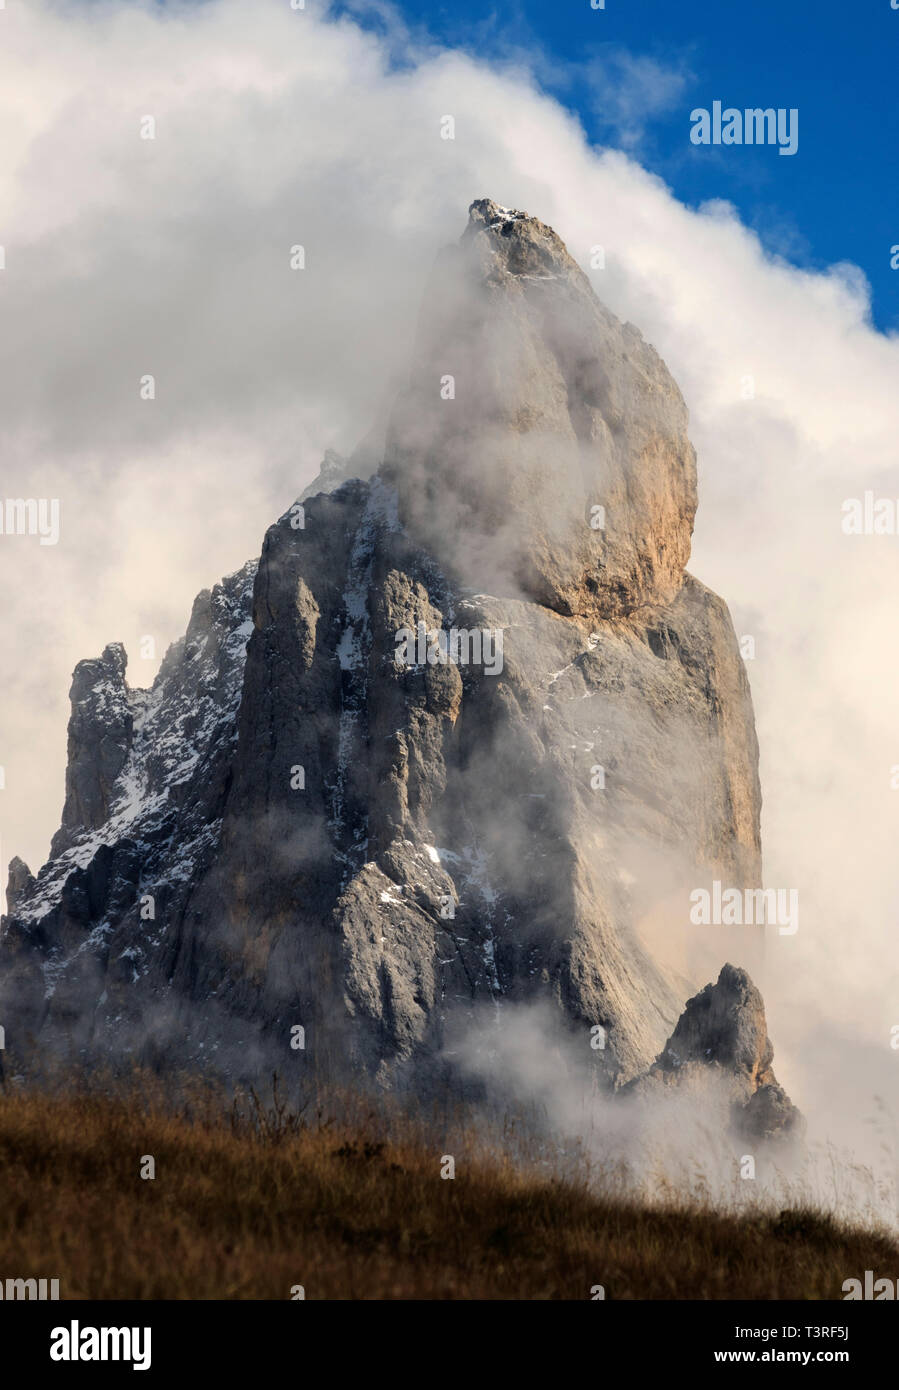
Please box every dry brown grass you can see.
[0,1071,894,1299]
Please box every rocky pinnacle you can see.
[0,200,797,1141]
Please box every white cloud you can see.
[585,48,695,151]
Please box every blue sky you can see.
[353,0,898,331]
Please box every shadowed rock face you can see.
[52,642,133,858]
[0,200,797,1137]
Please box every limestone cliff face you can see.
[384,199,697,619]
[0,200,796,1136]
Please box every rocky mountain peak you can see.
[658,963,775,1082]
[0,199,796,1146]
[52,640,134,857]
[463,198,586,283]
[383,197,697,619]
[626,963,802,1140]
[5,856,35,917]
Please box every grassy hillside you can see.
[0,1074,893,1299]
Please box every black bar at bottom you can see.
[0,1298,888,1375]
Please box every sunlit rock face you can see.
[384,198,698,620]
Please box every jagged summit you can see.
[625,964,802,1140]
[0,201,795,1140]
[468,198,526,224]
[464,197,585,281]
[299,447,347,502]
[10,561,256,929]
